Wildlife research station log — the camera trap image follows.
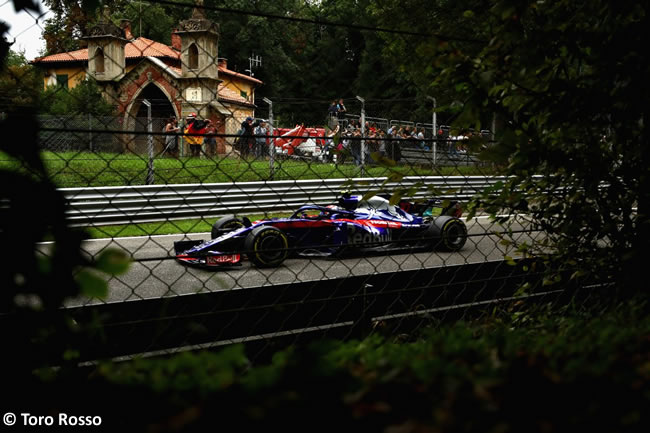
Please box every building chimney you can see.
[120,19,134,40]
[218,58,227,69]
[171,29,181,51]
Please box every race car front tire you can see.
[245,226,289,267]
[428,216,467,251]
[211,215,246,239]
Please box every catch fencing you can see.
[0,0,598,368]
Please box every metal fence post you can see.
[427,96,437,167]
[88,112,93,152]
[356,95,365,176]
[263,97,275,180]
[142,99,154,185]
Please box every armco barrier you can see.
[14,259,577,363]
[61,176,511,226]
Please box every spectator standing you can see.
[351,129,362,166]
[323,124,339,163]
[337,130,350,165]
[336,98,347,120]
[328,100,338,118]
[378,130,387,158]
[184,113,210,158]
[327,100,338,128]
[204,120,217,158]
[391,128,402,162]
[163,116,180,158]
[236,116,256,157]
[254,119,268,159]
[417,127,428,151]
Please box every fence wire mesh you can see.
[1,0,604,364]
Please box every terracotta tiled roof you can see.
[218,66,263,84]
[33,37,180,63]
[125,37,179,59]
[33,48,89,63]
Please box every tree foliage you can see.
[41,77,114,116]
[1,0,129,395]
[0,49,42,111]
[372,0,649,290]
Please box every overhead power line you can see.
[144,0,485,43]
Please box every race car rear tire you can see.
[428,216,467,251]
[245,226,289,268]
[211,215,246,239]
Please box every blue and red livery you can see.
[174,193,467,268]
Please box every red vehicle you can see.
[273,125,329,158]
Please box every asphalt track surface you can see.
[59,216,540,307]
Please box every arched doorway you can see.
[127,83,177,154]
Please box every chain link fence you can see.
[0,0,605,365]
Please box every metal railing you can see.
[61,176,509,226]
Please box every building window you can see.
[240,90,247,99]
[95,47,105,73]
[188,43,199,70]
[56,74,68,88]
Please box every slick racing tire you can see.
[428,216,467,251]
[211,215,246,239]
[245,226,289,268]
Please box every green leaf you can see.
[95,248,131,275]
[362,190,380,201]
[514,282,531,296]
[76,269,108,298]
[387,172,404,182]
[63,349,80,361]
[504,255,516,266]
[388,190,404,206]
[370,152,397,167]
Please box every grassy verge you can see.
[1,151,498,188]
[83,213,290,239]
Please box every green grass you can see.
[2,150,497,239]
[83,213,291,239]
[0,151,497,188]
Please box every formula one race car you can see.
[174,193,467,269]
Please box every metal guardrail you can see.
[34,259,574,363]
[61,176,509,226]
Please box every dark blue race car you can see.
[174,194,467,269]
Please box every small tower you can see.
[174,0,220,117]
[175,0,220,80]
[85,7,127,81]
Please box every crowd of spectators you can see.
[331,118,471,166]
[234,116,270,158]
[326,99,476,165]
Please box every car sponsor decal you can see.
[336,219,404,229]
[346,222,392,245]
[207,254,241,265]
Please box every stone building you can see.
[31,5,262,155]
